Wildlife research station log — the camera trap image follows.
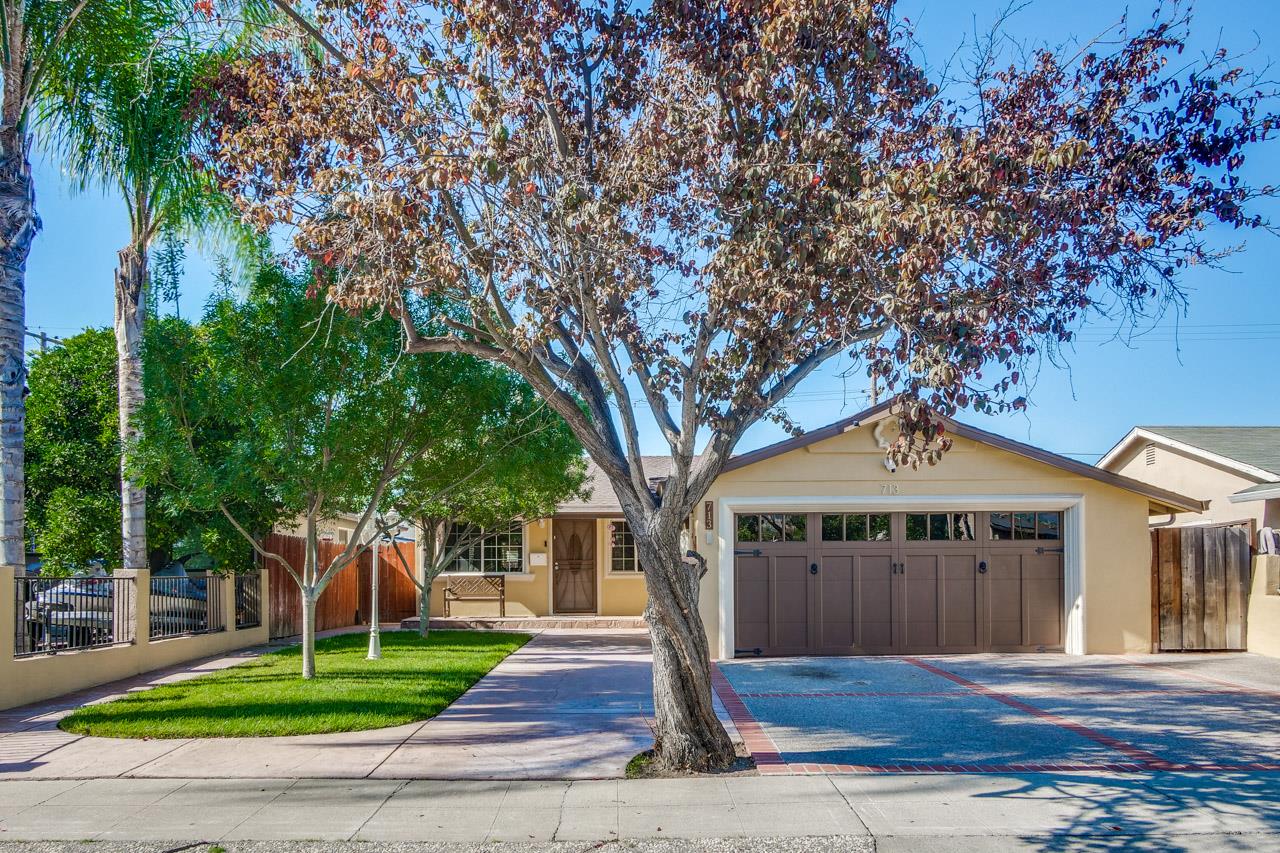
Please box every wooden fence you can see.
[1151,524,1251,651]
[263,533,419,639]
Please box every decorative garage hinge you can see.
[734,548,763,557]
[1035,546,1065,554]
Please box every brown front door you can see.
[733,510,1065,656]
[553,518,597,613]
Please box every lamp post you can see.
[368,530,384,660]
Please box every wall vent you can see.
[1145,443,1157,466]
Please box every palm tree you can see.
[39,5,250,571]
[0,1,132,569]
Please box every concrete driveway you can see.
[715,653,1280,774]
[0,630,666,780]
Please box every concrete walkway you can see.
[1,772,1278,846]
[0,630,665,780]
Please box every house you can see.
[421,401,1205,658]
[1099,425,1280,657]
[1098,426,1280,532]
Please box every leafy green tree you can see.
[140,263,584,676]
[389,375,586,636]
[24,326,260,574]
[26,329,119,572]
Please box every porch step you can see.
[400,615,648,631]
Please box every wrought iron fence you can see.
[149,574,225,640]
[13,575,136,658]
[235,573,262,629]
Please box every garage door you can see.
[733,511,1064,657]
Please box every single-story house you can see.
[1098,425,1280,657]
[1098,426,1280,532]
[422,401,1205,659]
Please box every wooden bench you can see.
[442,575,506,617]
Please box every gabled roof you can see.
[1099,426,1280,482]
[554,402,1207,516]
[722,400,1206,513]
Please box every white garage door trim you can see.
[716,494,1087,659]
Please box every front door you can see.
[553,518,597,613]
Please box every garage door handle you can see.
[810,562,818,575]
[978,561,988,574]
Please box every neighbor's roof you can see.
[1099,426,1280,481]
[1230,482,1280,504]
[555,401,1205,515]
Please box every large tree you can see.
[140,262,584,676]
[207,1,1277,769]
[0,0,139,570]
[391,385,587,636]
[38,2,258,574]
[25,328,118,571]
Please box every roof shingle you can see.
[1140,426,1280,478]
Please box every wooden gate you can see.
[264,533,419,638]
[1151,524,1252,651]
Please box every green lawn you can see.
[58,630,530,738]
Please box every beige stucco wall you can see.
[699,419,1156,658]
[422,516,649,617]
[1247,555,1280,658]
[1109,442,1276,529]
[1,567,270,711]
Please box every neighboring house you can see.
[423,401,1204,659]
[1098,426,1280,532]
[1099,425,1280,658]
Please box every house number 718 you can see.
[880,483,900,495]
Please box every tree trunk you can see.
[115,244,148,570]
[419,577,432,638]
[300,589,317,678]
[636,524,735,772]
[0,127,37,570]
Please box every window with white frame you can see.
[444,522,524,573]
[610,520,641,572]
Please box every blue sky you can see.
[26,0,1280,463]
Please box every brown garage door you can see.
[733,511,1064,657]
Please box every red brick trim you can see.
[710,663,788,773]
[902,657,1172,768]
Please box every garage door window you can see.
[906,512,977,541]
[990,511,1062,541]
[821,513,891,542]
[736,513,806,542]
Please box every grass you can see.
[625,750,654,779]
[58,630,530,739]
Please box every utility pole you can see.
[24,330,64,353]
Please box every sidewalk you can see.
[1,630,671,779]
[1,772,1278,846]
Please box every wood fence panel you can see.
[265,534,418,638]
[1225,526,1250,650]
[1157,527,1182,650]
[1202,531,1226,649]
[1152,524,1250,652]
[1180,527,1204,650]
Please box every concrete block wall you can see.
[0,566,270,711]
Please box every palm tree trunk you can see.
[0,127,38,570]
[114,244,147,571]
